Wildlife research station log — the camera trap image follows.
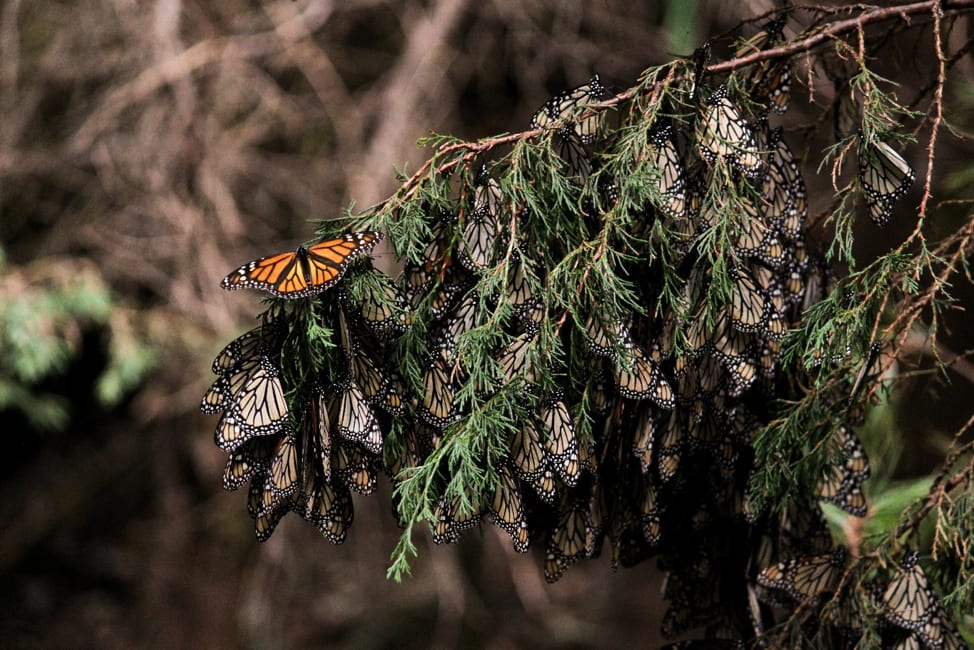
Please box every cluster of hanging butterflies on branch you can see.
[201,14,962,646]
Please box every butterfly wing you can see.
[221,250,305,298]
[488,465,529,552]
[858,138,914,227]
[530,74,608,143]
[696,85,763,177]
[221,231,382,299]
[303,231,383,293]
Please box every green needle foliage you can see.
[203,5,974,646]
[0,253,156,431]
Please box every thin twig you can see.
[896,428,974,537]
[384,0,974,219]
[913,2,946,228]
[69,9,332,154]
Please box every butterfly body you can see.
[221,231,382,299]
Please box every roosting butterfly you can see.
[221,231,382,299]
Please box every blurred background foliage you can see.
[2,0,974,647]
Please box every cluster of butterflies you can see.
[752,547,968,649]
[204,231,390,541]
[202,16,941,646]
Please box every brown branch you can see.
[885,214,974,352]
[382,0,974,220]
[896,432,974,537]
[908,34,974,111]
[708,0,974,75]
[262,3,361,160]
[351,0,470,208]
[913,2,946,228]
[68,7,333,155]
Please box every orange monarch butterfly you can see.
[632,403,656,474]
[222,437,275,492]
[201,325,281,415]
[696,85,763,178]
[209,322,282,375]
[544,492,590,582]
[765,127,806,240]
[890,628,967,650]
[530,74,603,179]
[497,330,540,384]
[613,343,675,409]
[737,16,791,115]
[258,431,299,517]
[509,421,556,503]
[375,369,406,417]
[427,272,468,321]
[333,442,377,495]
[221,231,383,299]
[293,476,354,544]
[350,348,387,405]
[419,355,457,429]
[459,171,501,272]
[657,408,683,483]
[706,312,753,364]
[681,352,723,397]
[880,550,950,648]
[733,200,786,269]
[326,378,381,455]
[252,496,288,542]
[531,75,609,180]
[202,357,273,416]
[755,61,791,116]
[757,548,846,605]
[818,424,870,516]
[648,123,688,220]
[582,310,627,357]
[550,130,593,180]
[728,266,771,334]
[858,135,915,227]
[439,289,480,360]
[402,207,455,308]
[539,399,580,487]
[307,388,333,482]
[505,248,537,315]
[200,375,234,415]
[431,489,482,545]
[214,356,289,452]
[488,464,530,552]
[358,273,408,341]
[530,74,609,144]
[749,260,779,300]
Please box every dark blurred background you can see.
[2,1,972,647]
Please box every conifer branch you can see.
[385,0,974,225]
[896,417,974,537]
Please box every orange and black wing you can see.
[221,231,383,299]
[302,231,383,294]
[222,249,305,298]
